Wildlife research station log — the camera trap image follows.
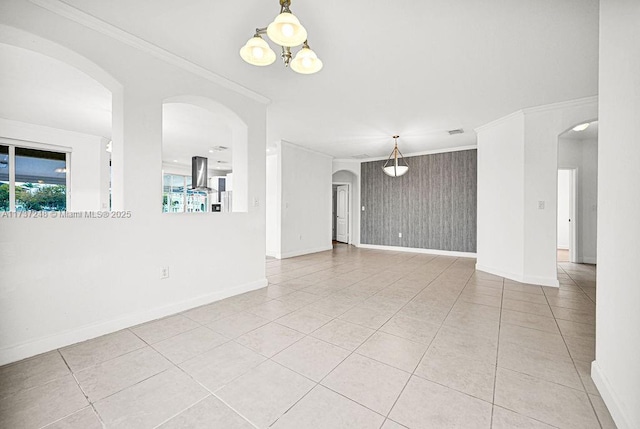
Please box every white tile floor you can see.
[0,245,617,428]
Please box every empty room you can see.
[0,1,638,428]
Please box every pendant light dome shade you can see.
[240,36,276,66]
[291,45,323,74]
[382,136,409,177]
[267,12,307,47]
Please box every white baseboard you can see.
[277,245,333,259]
[581,256,597,264]
[591,360,634,429]
[475,264,560,287]
[0,278,268,366]
[357,244,476,258]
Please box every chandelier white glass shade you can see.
[240,36,276,66]
[267,12,307,47]
[291,42,323,74]
[240,0,322,74]
[382,136,409,177]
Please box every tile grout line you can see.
[54,349,108,429]
[542,271,605,429]
[264,254,458,427]
[490,276,506,428]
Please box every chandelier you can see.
[382,136,409,177]
[239,0,323,74]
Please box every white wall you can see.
[476,112,526,281]
[558,137,598,262]
[0,118,109,211]
[556,169,571,249]
[0,5,267,364]
[279,141,333,258]
[592,1,640,428]
[476,98,597,287]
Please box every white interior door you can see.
[336,185,349,243]
[557,170,571,250]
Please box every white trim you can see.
[474,110,525,134]
[591,361,633,429]
[343,145,478,163]
[557,246,569,250]
[0,278,267,366]
[0,137,72,153]
[280,140,333,159]
[277,245,333,259]
[358,244,476,258]
[475,96,598,134]
[521,95,598,115]
[475,264,560,287]
[581,256,597,264]
[28,0,270,105]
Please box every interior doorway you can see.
[557,120,598,266]
[332,183,349,244]
[557,168,576,262]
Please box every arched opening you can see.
[0,32,118,212]
[162,96,249,213]
[556,120,598,267]
[332,169,359,246]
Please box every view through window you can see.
[0,144,67,211]
[162,173,208,213]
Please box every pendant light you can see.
[382,136,409,177]
[239,35,276,66]
[240,0,322,74]
[290,41,323,74]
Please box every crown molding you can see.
[280,140,334,159]
[351,144,478,163]
[475,95,599,134]
[521,95,598,115]
[28,0,271,105]
[474,110,525,134]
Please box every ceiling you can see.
[0,0,599,159]
[162,103,233,170]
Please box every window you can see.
[162,173,208,213]
[0,143,68,211]
[0,145,9,211]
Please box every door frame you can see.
[557,167,578,263]
[332,181,351,245]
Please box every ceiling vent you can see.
[448,128,464,135]
[210,145,229,151]
[350,154,370,159]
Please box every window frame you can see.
[0,137,71,212]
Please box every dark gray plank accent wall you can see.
[361,149,477,252]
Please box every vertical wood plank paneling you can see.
[360,149,477,252]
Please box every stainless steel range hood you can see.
[191,156,212,192]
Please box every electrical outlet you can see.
[398,232,402,238]
[538,201,545,210]
[253,197,259,207]
[160,267,169,279]
[362,206,365,211]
